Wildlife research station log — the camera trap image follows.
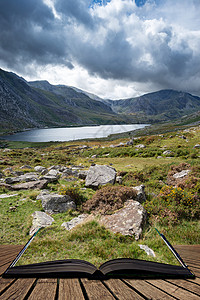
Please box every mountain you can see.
[0,69,126,132]
[107,90,200,122]
[1,68,200,134]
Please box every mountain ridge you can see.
[0,68,200,133]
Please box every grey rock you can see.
[116,176,123,184]
[5,173,39,184]
[163,150,173,155]
[138,245,156,257]
[78,170,88,180]
[173,170,191,179]
[34,166,48,173]
[40,175,59,183]
[135,144,146,149]
[85,164,117,188]
[0,193,18,199]
[133,185,146,203]
[100,200,147,240]
[61,214,88,230]
[37,192,76,214]
[193,144,200,149]
[30,211,54,235]
[20,165,33,169]
[12,180,48,190]
[126,140,133,146]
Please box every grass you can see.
[0,124,199,268]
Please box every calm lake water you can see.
[2,124,148,142]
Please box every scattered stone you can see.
[5,173,39,184]
[100,200,147,240]
[85,164,117,188]
[127,139,133,146]
[193,144,200,149]
[133,185,146,203]
[20,165,33,169]
[135,144,146,149]
[163,150,173,156]
[37,192,76,214]
[138,245,156,257]
[0,193,18,199]
[40,175,59,183]
[30,211,54,235]
[78,170,88,180]
[13,180,48,190]
[116,176,123,184]
[34,166,48,173]
[179,135,187,139]
[9,206,17,212]
[61,214,88,230]
[173,170,191,179]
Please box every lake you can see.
[2,124,149,142]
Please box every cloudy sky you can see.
[0,0,200,99]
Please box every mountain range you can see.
[0,68,200,133]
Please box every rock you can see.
[85,164,117,188]
[173,170,191,179]
[127,139,133,146]
[116,176,123,184]
[47,169,60,176]
[40,175,59,183]
[0,193,18,199]
[91,155,97,158]
[20,165,33,169]
[193,144,200,149]
[179,135,187,139]
[12,180,48,190]
[135,144,146,149]
[163,150,173,156]
[138,245,156,257]
[62,168,79,178]
[133,185,146,203]
[61,214,88,230]
[100,200,146,240]
[5,173,39,184]
[37,192,76,214]
[34,166,48,173]
[9,206,17,212]
[30,211,54,235]
[78,170,88,180]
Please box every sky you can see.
[0,0,200,99]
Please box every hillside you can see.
[1,68,200,134]
[0,69,126,132]
[107,90,200,122]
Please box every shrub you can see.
[59,186,87,207]
[145,185,200,226]
[83,185,137,214]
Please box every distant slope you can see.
[108,90,200,122]
[0,69,126,132]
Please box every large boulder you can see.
[100,200,147,240]
[85,164,117,188]
[37,192,76,214]
[30,211,54,235]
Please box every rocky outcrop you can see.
[37,191,76,214]
[61,214,88,230]
[85,164,117,188]
[30,211,54,235]
[12,180,48,190]
[100,200,147,240]
[5,173,39,184]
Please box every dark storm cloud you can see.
[0,0,70,73]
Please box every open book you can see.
[3,229,194,279]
